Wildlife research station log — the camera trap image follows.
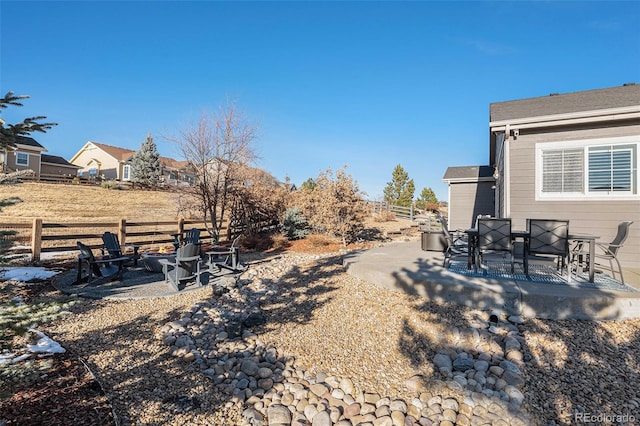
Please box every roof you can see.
[490,84,640,122]
[91,142,136,161]
[442,165,495,182]
[41,154,81,168]
[14,136,46,150]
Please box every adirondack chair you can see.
[172,228,201,250]
[75,241,129,284]
[204,235,243,272]
[101,231,140,265]
[159,243,203,291]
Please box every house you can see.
[444,84,640,269]
[0,136,47,178]
[70,141,195,184]
[0,136,80,179]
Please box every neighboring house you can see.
[70,141,195,184]
[70,142,135,180]
[0,136,47,178]
[444,84,640,269]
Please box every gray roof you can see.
[15,135,45,149]
[490,84,640,122]
[443,165,494,182]
[41,154,80,168]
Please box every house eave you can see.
[490,105,640,132]
[443,177,495,184]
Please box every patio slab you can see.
[343,240,640,320]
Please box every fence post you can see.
[410,204,414,221]
[178,218,185,236]
[32,218,42,262]
[119,218,127,245]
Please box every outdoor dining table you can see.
[464,228,529,270]
[569,234,600,283]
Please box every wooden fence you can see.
[1,218,229,261]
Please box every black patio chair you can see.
[476,218,514,274]
[526,219,570,280]
[159,242,203,291]
[75,241,129,284]
[573,221,633,283]
[437,212,468,267]
[101,231,140,266]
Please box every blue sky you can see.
[1,1,639,200]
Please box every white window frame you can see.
[123,165,131,181]
[16,152,29,166]
[535,135,639,201]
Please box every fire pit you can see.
[141,251,176,273]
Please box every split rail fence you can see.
[0,218,228,261]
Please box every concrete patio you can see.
[344,240,640,320]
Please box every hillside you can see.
[0,182,183,222]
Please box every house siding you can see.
[71,145,122,179]
[506,122,640,269]
[4,148,42,178]
[448,181,495,230]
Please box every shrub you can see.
[101,180,119,190]
[281,207,308,240]
[373,210,396,222]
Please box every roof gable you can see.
[14,136,46,151]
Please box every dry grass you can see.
[0,182,182,221]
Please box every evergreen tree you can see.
[415,187,439,210]
[131,134,161,186]
[383,164,415,207]
[1,91,56,149]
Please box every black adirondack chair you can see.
[75,241,129,284]
[159,243,203,291]
[101,231,140,265]
[205,235,243,272]
[172,228,201,250]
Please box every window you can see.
[542,149,583,193]
[537,137,638,199]
[89,167,98,177]
[123,165,130,181]
[588,145,634,192]
[16,152,29,166]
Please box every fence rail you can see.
[1,218,229,261]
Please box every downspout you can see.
[504,124,511,218]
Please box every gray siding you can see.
[507,123,640,269]
[449,182,495,230]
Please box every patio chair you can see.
[574,221,633,283]
[205,235,244,272]
[172,228,201,250]
[437,213,468,267]
[101,231,140,266]
[526,219,570,280]
[159,243,203,291]
[475,218,514,274]
[75,241,129,284]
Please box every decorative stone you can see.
[339,377,355,395]
[433,354,453,370]
[405,375,426,392]
[241,360,259,376]
[267,404,291,425]
[312,410,332,426]
[453,357,475,372]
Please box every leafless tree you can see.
[167,101,257,242]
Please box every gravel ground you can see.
[34,244,640,425]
